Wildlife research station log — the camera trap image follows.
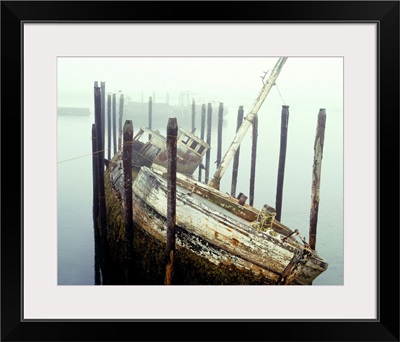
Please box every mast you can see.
[208,57,288,189]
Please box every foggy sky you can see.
[57,57,343,115]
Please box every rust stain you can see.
[231,238,239,247]
[214,231,219,239]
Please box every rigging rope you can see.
[275,83,287,105]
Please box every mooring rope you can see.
[57,143,126,164]
[58,142,197,178]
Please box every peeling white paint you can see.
[128,166,328,285]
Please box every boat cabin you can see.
[131,126,210,176]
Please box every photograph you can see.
[1,0,398,341]
[57,56,344,286]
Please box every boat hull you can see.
[111,164,328,285]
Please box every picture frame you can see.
[2,1,398,341]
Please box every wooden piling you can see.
[165,117,177,285]
[198,104,206,182]
[91,124,99,228]
[217,102,224,169]
[191,99,196,133]
[249,114,258,207]
[123,120,134,277]
[100,82,106,150]
[231,106,244,197]
[94,235,101,285]
[94,85,107,244]
[118,93,124,152]
[275,105,290,221]
[148,96,152,140]
[309,109,327,250]
[92,123,101,285]
[205,103,212,184]
[107,94,112,160]
[112,93,117,156]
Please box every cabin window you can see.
[190,141,198,150]
[143,145,161,160]
[181,135,190,144]
[198,145,205,154]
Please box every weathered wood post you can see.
[249,114,258,206]
[94,235,101,285]
[191,99,196,133]
[107,94,112,160]
[112,93,117,156]
[92,123,99,228]
[231,106,244,197]
[148,96,153,140]
[198,104,206,182]
[165,117,177,285]
[93,122,102,285]
[217,102,224,169]
[93,84,101,284]
[100,82,106,151]
[275,105,290,221]
[309,109,327,250]
[123,120,134,282]
[205,103,212,184]
[94,85,107,245]
[118,93,124,152]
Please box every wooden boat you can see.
[107,57,328,285]
[129,126,209,176]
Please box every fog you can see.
[57,57,343,116]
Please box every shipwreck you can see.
[99,57,328,285]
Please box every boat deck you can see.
[176,182,253,227]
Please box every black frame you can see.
[1,1,399,341]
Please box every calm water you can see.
[57,99,343,285]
